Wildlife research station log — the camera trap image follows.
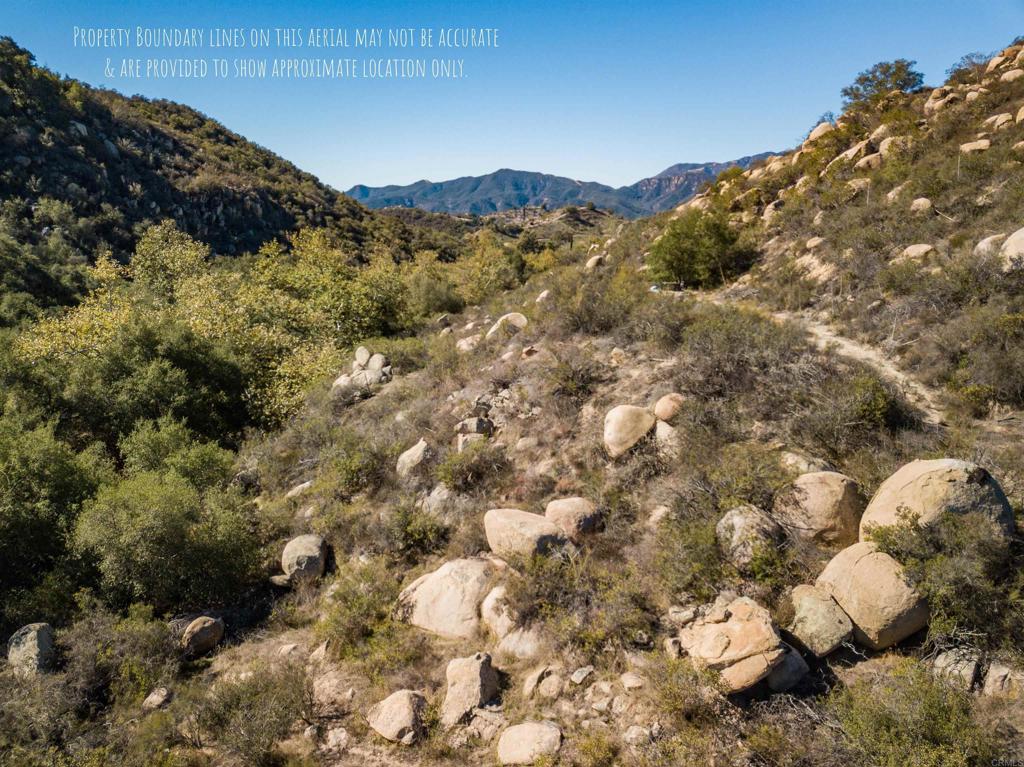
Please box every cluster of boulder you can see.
[602,392,685,459]
[331,345,393,392]
[658,458,1018,696]
[451,312,530,354]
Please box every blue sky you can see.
[3,1,1024,189]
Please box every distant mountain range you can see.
[345,154,775,218]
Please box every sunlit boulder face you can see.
[858,459,1014,541]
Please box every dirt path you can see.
[769,307,947,426]
[692,291,948,426]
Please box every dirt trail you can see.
[693,291,948,425]
[769,307,947,426]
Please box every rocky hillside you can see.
[3,35,1024,767]
[346,155,773,218]
[666,40,1024,423]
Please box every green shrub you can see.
[652,517,726,603]
[872,510,1024,652]
[318,428,389,502]
[193,662,310,766]
[827,657,998,766]
[502,550,656,656]
[646,209,754,289]
[436,441,509,493]
[60,598,179,709]
[383,503,449,564]
[547,264,648,337]
[119,416,235,491]
[319,558,429,678]
[543,350,602,412]
[317,558,399,659]
[75,472,259,612]
[0,408,110,633]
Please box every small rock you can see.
[484,508,566,559]
[982,662,1024,698]
[544,497,600,538]
[603,405,656,458]
[620,672,644,690]
[570,665,595,685]
[285,480,313,499]
[324,726,350,752]
[281,534,328,583]
[766,644,809,692]
[623,725,651,747]
[933,649,980,691]
[486,312,529,340]
[537,673,564,699]
[653,392,686,422]
[788,584,852,657]
[910,197,932,213]
[441,652,500,729]
[141,686,173,711]
[396,438,431,480]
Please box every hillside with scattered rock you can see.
[3,34,1024,767]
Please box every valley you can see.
[2,28,1024,767]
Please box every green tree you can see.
[841,59,923,109]
[646,209,749,288]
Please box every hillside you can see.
[0,37,475,326]
[346,155,773,218]
[3,32,1024,767]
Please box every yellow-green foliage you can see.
[452,230,522,305]
[827,658,998,766]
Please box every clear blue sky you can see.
[3,1,1023,189]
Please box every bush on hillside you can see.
[871,509,1024,652]
[646,209,753,289]
[75,471,259,612]
[827,658,999,766]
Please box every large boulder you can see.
[484,509,566,559]
[440,652,500,728]
[787,584,853,657]
[603,405,656,458]
[678,596,785,692]
[282,534,328,583]
[396,438,431,480]
[496,721,562,765]
[180,616,224,658]
[399,558,496,639]
[815,542,928,650]
[6,623,56,675]
[486,312,529,340]
[1000,226,1024,272]
[481,585,516,639]
[544,497,600,539]
[805,121,834,144]
[715,504,784,570]
[366,689,427,745]
[859,459,1014,540]
[772,471,866,547]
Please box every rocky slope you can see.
[4,35,1024,767]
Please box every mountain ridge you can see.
[345,154,775,217]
